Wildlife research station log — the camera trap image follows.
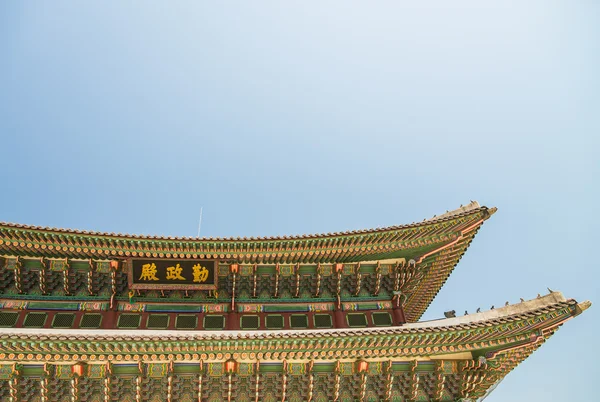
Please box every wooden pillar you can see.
[392,292,406,325]
[103,311,117,329]
[333,310,346,329]
[227,311,240,330]
[392,262,407,325]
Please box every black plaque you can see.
[128,259,217,290]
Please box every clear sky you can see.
[1,1,598,400]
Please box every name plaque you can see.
[127,259,217,290]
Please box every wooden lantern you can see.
[357,360,369,373]
[224,359,237,373]
[71,362,86,377]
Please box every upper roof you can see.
[0,201,495,264]
[0,201,495,321]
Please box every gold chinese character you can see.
[166,263,186,281]
[139,263,159,281]
[192,264,209,283]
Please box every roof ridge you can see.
[0,201,493,242]
[411,291,571,329]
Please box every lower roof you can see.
[0,291,586,340]
[0,291,589,401]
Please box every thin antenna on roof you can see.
[197,207,203,238]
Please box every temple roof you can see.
[0,291,589,401]
[0,201,492,242]
[0,201,496,322]
[0,291,586,341]
[0,201,495,263]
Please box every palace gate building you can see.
[0,201,590,401]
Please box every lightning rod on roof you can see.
[197,207,203,238]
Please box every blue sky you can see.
[1,1,598,400]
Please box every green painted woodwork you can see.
[145,304,204,313]
[21,366,45,377]
[173,363,201,374]
[203,315,225,330]
[313,362,336,373]
[146,314,169,329]
[257,265,275,274]
[259,363,284,373]
[28,301,80,310]
[112,364,140,375]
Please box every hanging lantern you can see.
[230,264,239,274]
[356,360,369,373]
[110,260,119,270]
[224,359,237,373]
[71,362,86,377]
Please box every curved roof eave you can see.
[0,291,585,341]
[0,201,495,243]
